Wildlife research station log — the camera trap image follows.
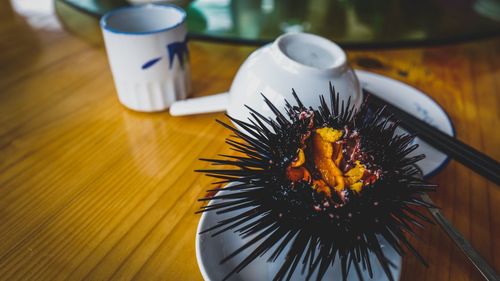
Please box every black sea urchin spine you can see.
[197,84,436,281]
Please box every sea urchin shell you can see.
[197,84,436,281]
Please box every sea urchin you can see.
[197,84,436,281]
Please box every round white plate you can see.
[355,70,455,178]
[196,188,402,281]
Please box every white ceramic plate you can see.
[355,70,455,178]
[196,71,454,280]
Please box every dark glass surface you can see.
[60,0,500,48]
[61,0,127,16]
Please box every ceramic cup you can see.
[101,4,191,112]
[170,32,362,121]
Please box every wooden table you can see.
[1,2,498,281]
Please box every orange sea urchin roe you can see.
[286,166,311,183]
[286,126,378,201]
[312,128,344,192]
[344,161,366,193]
[312,179,331,198]
[291,148,305,167]
[344,161,365,185]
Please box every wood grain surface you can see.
[0,1,499,281]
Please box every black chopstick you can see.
[364,89,500,185]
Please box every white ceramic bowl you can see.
[226,32,362,121]
[169,32,362,118]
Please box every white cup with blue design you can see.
[101,4,191,112]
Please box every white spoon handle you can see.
[169,92,229,116]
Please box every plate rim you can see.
[195,201,213,281]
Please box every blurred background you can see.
[44,0,500,47]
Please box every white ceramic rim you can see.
[196,197,214,281]
[100,4,186,35]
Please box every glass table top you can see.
[59,0,500,48]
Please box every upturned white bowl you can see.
[226,32,362,121]
[169,32,362,118]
